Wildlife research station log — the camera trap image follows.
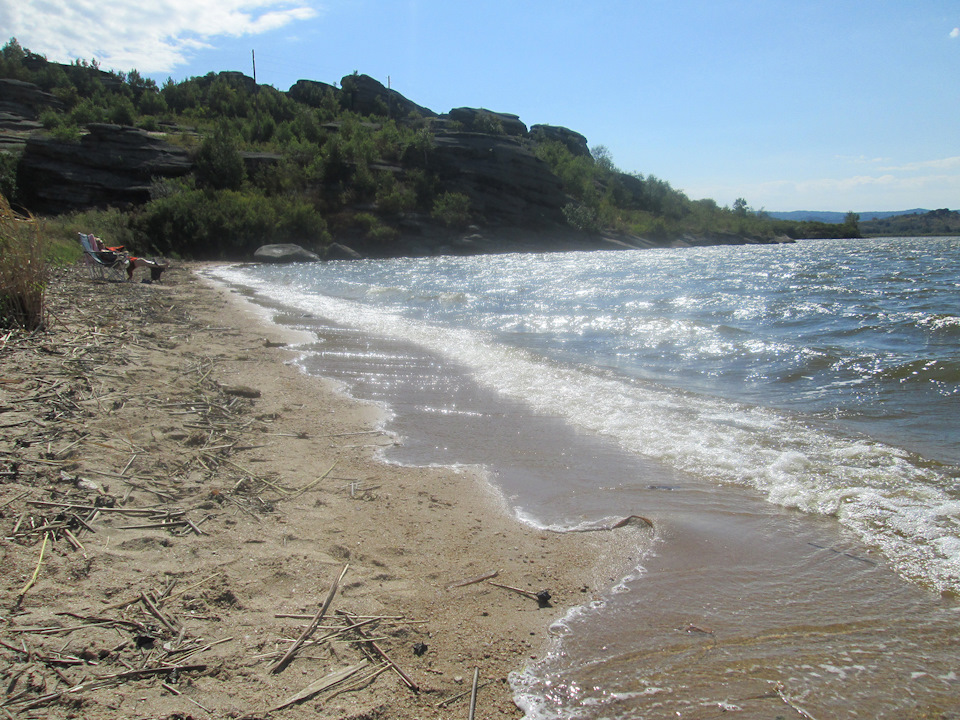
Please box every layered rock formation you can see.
[17,123,192,213]
[429,132,566,227]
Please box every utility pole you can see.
[252,50,261,139]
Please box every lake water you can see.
[208,236,960,718]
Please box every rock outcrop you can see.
[530,124,591,158]
[338,74,437,119]
[0,78,63,126]
[287,79,339,108]
[429,132,567,227]
[0,78,65,151]
[446,108,527,137]
[17,124,192,213]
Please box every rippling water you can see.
[209,236,960,718]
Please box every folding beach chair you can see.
[79,233,127,281]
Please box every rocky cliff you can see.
[16,123,192,213]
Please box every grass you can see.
[0,193,50,331]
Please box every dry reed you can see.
[0,193,48,330]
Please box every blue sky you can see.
[4,0,958,212]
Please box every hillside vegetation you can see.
[1,38,865,259]
[860,209,960,237]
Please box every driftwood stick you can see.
[271,564,349,674]
[468,667,480,720]
[447,570,498,589]
[160,572,222,605]
[269,661,369,712]
[488,581,539,600]
[0,491,29,509]
[140,593,179,634]
[436,679,495,708]
[339,611,419,692]
[15,532,49,608]
[291,461,338,498]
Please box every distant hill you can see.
[767,209,930,223]
[859,208,960,237]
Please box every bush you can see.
[195,128,245,190]
[562,203,600,232]
[0,194,48,330]
[135,186,329,258]
[431,191,471,228]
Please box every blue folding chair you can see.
[79,233,127,282]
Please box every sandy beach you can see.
[0,263,612,719]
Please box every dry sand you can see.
[0,263,614,719]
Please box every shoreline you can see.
[0,262,611,719]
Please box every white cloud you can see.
[0,0,320,73]
[878,156,960,173]
[950,27,959,39]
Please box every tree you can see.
[733,197,750,216]
[196,127,246,190]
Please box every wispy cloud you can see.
[0,0,320,72]
[878,156,960,173]
[950,27,959,39]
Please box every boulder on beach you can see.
[253,244,320,263]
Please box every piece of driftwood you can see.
[468,667,480,720]
[271,564,349,674]
[436,679,495,708]
[290,461,338,498]
[269,660,369,712]
[446,570,499,590]
[14,532,49,608]
[338,611,419,692]
[488,581,552,607]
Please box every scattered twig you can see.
[468,667,480,720]
[338,611,419,692]
[14,532,49,608]
[271,564,349,674]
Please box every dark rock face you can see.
[0,78,64,123]
[429,133,567,227]
[339,74,436,119]
[0,79,64,150]
[18,124,192,213]
[253,243,321,263]
[530,124,590,158]
[447,108,527,137]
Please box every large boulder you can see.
[253,244,320,263]
[17,124,192,213]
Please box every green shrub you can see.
[135,186,329,258]
[562,203,600,232]
[195,127,245,190]
[432,191,471,228]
